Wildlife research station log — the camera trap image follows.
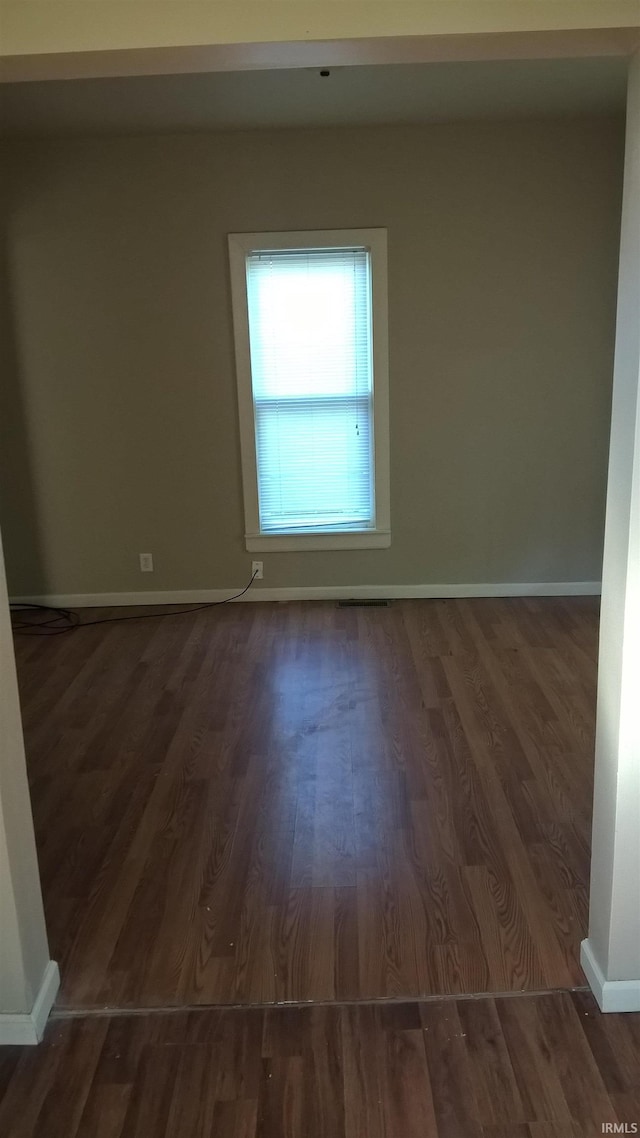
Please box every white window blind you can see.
[245,247,375,534]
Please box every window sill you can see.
[245,530,391,552]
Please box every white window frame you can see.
[228,228,391,552]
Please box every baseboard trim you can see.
[580,940,640,1013]
[11,581,602,609]
[0,961,60,1045]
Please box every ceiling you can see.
[0,55,628,138]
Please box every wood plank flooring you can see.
[1,992,639,1137]
[14,597,598,1008]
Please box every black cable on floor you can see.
[10,571,258,636]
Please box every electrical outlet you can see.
[139,553,154,572]
[251,561,264,580]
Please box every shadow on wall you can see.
[0,229,47,596]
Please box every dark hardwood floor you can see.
[14,597,598,1008]
[1,992,639,1137]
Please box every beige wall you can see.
[0,118,624,596]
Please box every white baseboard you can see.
[0,961,60,1045]
[11,581,601,609]
[580,940,640,1013]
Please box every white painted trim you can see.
[246,530,391,552]
[0,960,60,1046]
[228,228,390,554]
[10,581,601,609]
[580,940,640,1013]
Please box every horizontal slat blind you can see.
[245,247,374,533]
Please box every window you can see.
[228,229,390,551]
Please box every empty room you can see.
[1,4,640,1137]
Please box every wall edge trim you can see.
[0,961,60,1046]
[580,940,640,1013]
[10,581,602,608]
